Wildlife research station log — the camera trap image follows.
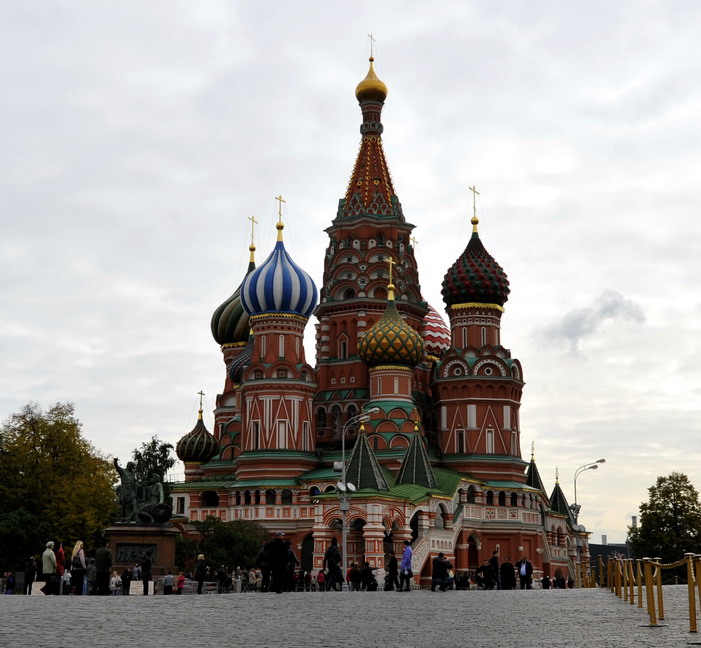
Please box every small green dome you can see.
[358,287,424,366]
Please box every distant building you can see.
[171,57,590,585]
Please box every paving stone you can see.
[1,586,698,647]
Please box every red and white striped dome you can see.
[422,304,451,358]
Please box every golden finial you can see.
[359,422,366,433]
[355,51,388,103]
[469,185,480,232]
[197,390,205,418]
[531,441,535,461]
[275,195,286,241]
[386,257,396,301]
[555,466,559,485]
[248,215,258,261]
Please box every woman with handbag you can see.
[70,540,87,595]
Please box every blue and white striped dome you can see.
[240,224,318,318]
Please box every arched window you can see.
[265,489,276,505]
[467,486,477,504]
[498,491,506,506]
[244,490,251,505]
[486,491,494,505]
[316,408,327,429]
[254,490,261,505]
[309,486,321,497]
[201,491,219,507]
[281,489,293,505]
[235,491,241,506]
[324,485,335,493]
[510,492,518,507]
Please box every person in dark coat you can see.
[323,537,342,591]
[23,557,37,595]
[516,556,533,589]
[94,539,113,596]
[141,550,153,595]
[489,550,501,589]
[268,532,289,594]
[257,543,271,592]
[194,554,207,594]
[500,556,516,590]
[285,541,299,592]
[385,551,400,591]
[431,553,453,591]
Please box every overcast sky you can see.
[2,1,700,544]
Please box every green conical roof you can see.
[395,433,437,488]
[526,458,546,495]
[345,432,389,491]
[549,482,571,518]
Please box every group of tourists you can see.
[21,538,158,595]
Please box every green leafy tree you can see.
[190,517,269,571]
[627,472,701,567]
[0,403,118,569]
[131,435,176,483]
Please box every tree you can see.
[190,517,269,571]
[627,472,701,567]
[0,403,118,569]
[131,435,176,483]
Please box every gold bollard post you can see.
[653,557,664,620]
[642,558,659,627]
[608,558,614,593]
[695,556,701,627]
[599,556,605,588]
[637,560,644,608]
[615,559,623,599]
[628,560,636,605]
[687,553,697,633]
[622,558,629,601]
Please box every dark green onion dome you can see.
[442,216,510,308]
[176,409,218,463]
[358,283,424,367]
[229,338,253,384]
[211,248,256,346]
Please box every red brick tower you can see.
[314,57,431,446]
[433,203,526,481]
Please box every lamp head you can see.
[596,458,606,464]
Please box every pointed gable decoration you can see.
[549,473,572,520]
[394,432,437,488]
[345,429,389,491]
[525,443,546,496]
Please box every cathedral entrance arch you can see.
[300,533,314,572]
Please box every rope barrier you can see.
[606,553,701,632]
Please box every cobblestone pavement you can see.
[2,586,700,648]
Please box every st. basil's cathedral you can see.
[171,57,591,586]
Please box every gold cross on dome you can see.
[275,195,286,224]
[248,215,258,246]
[386,257,396,283]
[197,390,205,410]
[368,33,376,57]
[410,235,418,249]
[469,185,480,220]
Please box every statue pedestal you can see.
[104,524,178,576]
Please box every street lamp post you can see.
[337,407,380,591]
[572,459,606,523]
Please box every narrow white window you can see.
[467,404,477,429]
[260,336,266,356]
[278,335,285,357]
[481,327,487,346]
[511,431,517,455]
[393,377,399,394]
[277,421,287,449]
[252,421,260,450]
[486,428,494,454]
[440,406,447,430]
[503,405,511,429]
[462,327,467,348]
[302,422,310,451]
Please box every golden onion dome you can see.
[358,284,424,367]
[355,56,388,103]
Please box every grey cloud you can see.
[542,290,645,353]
